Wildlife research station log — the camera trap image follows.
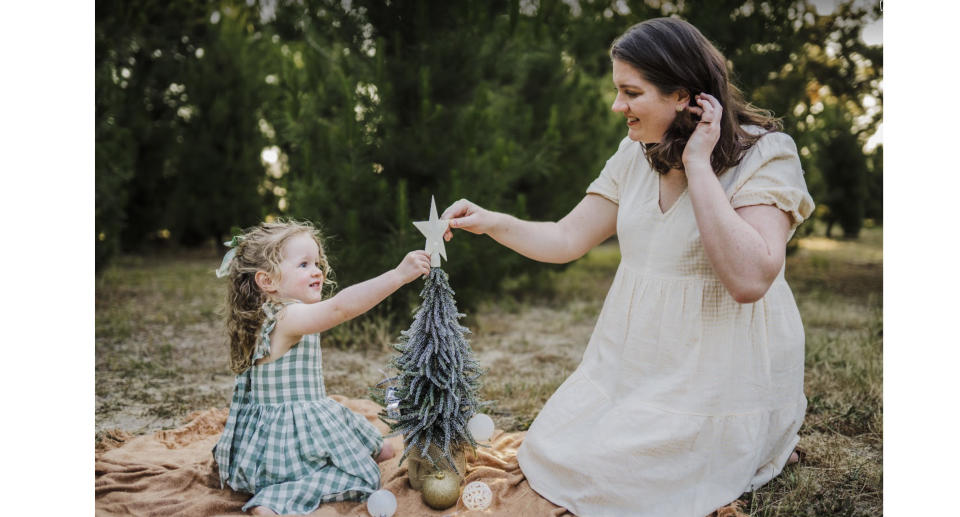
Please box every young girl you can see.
[212,219,431,516]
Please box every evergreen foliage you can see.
[97,0,883,296]
[266,0,622,311]
[814,102,870,238]
[95,0,271,268]
[378,267,487,474]
[864,145,882,225]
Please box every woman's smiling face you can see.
[610,59,684,144]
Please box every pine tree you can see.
[378,267,486,475]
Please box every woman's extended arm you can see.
[442,194,618,264]
[683,93,792,303]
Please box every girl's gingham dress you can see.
[214,301,383,515]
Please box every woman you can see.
[441,18,814,517]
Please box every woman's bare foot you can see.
[376,441,396,462]
[251,506,277,515]
[787,450,801,465]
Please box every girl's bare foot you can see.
[376,441,396,462]
[251,506,277,515]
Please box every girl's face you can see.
[610,59,685,144]
[268,232,326,304]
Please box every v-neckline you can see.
[657,172,688,216]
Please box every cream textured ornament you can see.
[365,489,397,517]
[461,481,493,511]
[422,470,461,510]
[467,413,494,442]
[676,104,684,112]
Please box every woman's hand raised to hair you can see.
[682,93,723,170]
[441,199,497,241]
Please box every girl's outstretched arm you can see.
[441,194,617,264]
[272,250,431,348]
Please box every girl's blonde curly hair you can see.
[223,219,334,374]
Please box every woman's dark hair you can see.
[610,17,781,175]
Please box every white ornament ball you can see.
[366,489,397,517]
[461,481,493,511]
[467,413,495,442]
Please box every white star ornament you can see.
[412,196,449,267]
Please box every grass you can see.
[95,226,882,515]
[735,227,883,516]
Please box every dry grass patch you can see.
[96,227,882,516]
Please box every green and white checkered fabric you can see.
[213,302,383,515]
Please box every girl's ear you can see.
[254,270,277,294]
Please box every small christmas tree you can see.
[374,197,487,480]
[383,266,485,474]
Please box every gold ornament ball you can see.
[421,470,461,510]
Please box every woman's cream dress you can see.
[517,129,815,517]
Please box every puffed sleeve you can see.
[586,136,640,204]
[730,132,815,232]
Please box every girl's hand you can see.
[682,93,723,170]
[441,199,494,241]
[395,250,432,283]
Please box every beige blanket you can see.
[95,396,745,516]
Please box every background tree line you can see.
[96,0,882,312]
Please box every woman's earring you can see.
[676,105,684,112]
